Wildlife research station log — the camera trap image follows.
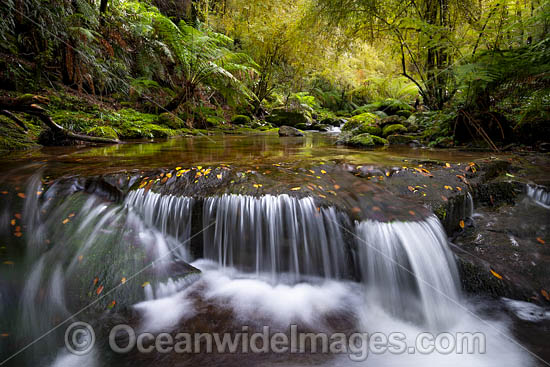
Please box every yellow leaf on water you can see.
[290,187,301,191]
[166,173,172,178]
[121,277,127,284]
[407,186,415,192]
[536,237,545,245]
[10,219,15,226]
[68,213,75,218]
[490,269,503,280]
[321,170,327,174]
[445,163,451,168]
[459,220,465,229]
[217,174,222,180]
[175,167,182,170]
[62,218,70,224]
[196,166,202,170]
[142,281,150,287]
[334,185,341,190]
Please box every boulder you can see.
[380,115,406,127]
[231,115,252,125]
[266,108,312,127]
[382,123,407,137]
[348,133,387,148]
[355,123,382,136]
[387,134,416,145]
[342,112,379,131]
[278,125,304,137]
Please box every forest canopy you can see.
[0,0,549,150]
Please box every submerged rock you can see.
[278,125,304,137]
[348,133,387,148]
[387,134,415,145]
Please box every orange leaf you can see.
[334,184,341,190]
[13,232,22,237]
[96,285,104,295]
[536,237,545,245]
[10,219,15,226]
[14,213,21,219]
[121,277,127,284]
[17,193,26,199]
[409,210,415,215]
[407,186,415,192]
[490,269,503,280]
[351,207,361,214]
[459,220,465,229]
[62,218,70,224]
[93,277,99,286]
[541,289,550,301]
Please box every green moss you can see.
[355,123,382,136]
[86,126,119,140]
[342,112,379,131]
[349,133,375,147]
[158,112,185,129]
[371,135,389,145]
[0,116,40,152]
[231,115,252,125]
[382,123,407,137]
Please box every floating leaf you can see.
[13,232,22,237]
[96,285,104,295]
[62,218,70,224]
[141,281,150,287]
[444,185,453,190]
[10,219,15,226]
[121,277,127,284]
[542,289,550,301]
[17,193,26,199]
[217,174,222,180]
[333,184,341,190]
[505,173,515,178]
[407,186,415,192]
[409,210,415,215]
[445,163,451,168]
[14,213,21,219]
[321,170,326,174]
[351,207,361,214]
[107,300,116,309]
[536,237,545,245]
[459,220,465,229]
[290,187,301,191]
[175,167,182,170]
[93,277,99,286]
[68,213,75,218]
[490,269,503,280]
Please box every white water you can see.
[527,184,550,209]
[12,185,533,367]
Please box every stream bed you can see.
[0,132,549,367]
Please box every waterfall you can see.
[355,215,461,329]
[202,194,351,282]
[527,184,550,209]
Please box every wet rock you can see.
[278,125,304,137]
[387,134,415,145]
[348,133,387,148]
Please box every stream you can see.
[0,132,548,367]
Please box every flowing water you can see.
[0,133,545,366]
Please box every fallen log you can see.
[0,95,120,144]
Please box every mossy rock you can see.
[382,124,407,137]
[0,116,39,152]
[348,133,387,148]
[355,123,382,136]
[342,112,379,131]
[380,115,406,127]
[396,109,412,118]
[231,115,252,125]
[266,108,312,127]
[387,134,415,145]
[158,112,185,129]
[294,122,309,130]
[86,126,119,140]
